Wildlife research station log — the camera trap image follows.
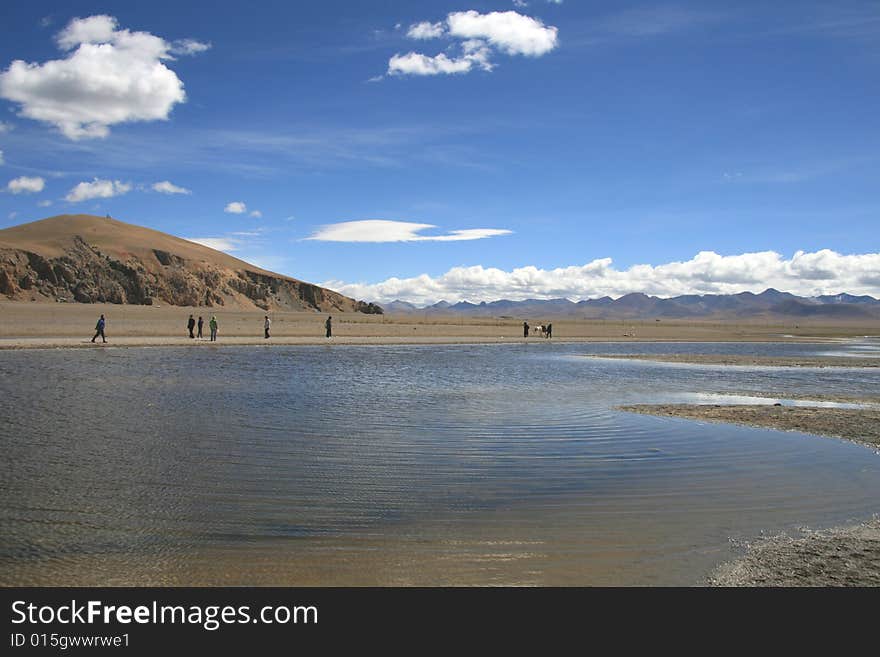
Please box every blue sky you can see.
[1,1,878,304]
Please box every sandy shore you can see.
[1,301,879,349]
[617,403,880,447]
[709,518,880,586]
[590,354,880,368]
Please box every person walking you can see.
[546,323,553,339]
[523,321,529,338]
[209,316,218,342]
[325,315,332,338]
[187,314,196,339]
[91,314,107,343]
[197,316,204,339]
[264,315,271,339]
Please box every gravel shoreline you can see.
[708,518,880,586]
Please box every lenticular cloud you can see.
[323,250,880,305]
[0,15,209,139]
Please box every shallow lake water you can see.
[1,340,879,585]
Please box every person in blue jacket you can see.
[91,314,106,343]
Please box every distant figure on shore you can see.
[197,316,204,339]
[546,323,552,339]
[264,315,271,339]
[187,314,195,339]
[523,321,529,338]
[325,315,332,338]
[91,314,106,343]
[209,316,218,342]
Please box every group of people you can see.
[186,314,220,341]
[91,313,333,343]
[522,321,553,339]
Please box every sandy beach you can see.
[2,301,879,349]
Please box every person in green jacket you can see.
[209,316,218,342]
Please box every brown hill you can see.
[0,214,382,313]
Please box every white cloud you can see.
[307,219,512,243]
[225,201,247,214]
[185,237,238,252]
[8,211,18,220]
[0,15,207,140]
[407,21,446,39]
[447,10,558,56]
[389,52,477,76]
[185,227,267,255]
[37,199,53,207]
[321,250,880,305]
[249,210,262,218]
[152,180,191,194]
[513,1,529,7]
[7,175,45,194]
[168,39,211,56]
[389,10,558,77]
[64,178,131,202]
[0,150,4,165]
[0,122,11,133]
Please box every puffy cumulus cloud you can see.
[446,10,558,56]
[64,178,131,202]
[152,180,191,194]
[249,210,262,218]
[407,21,445,39]
[321,250,880,306]
[7,176,45,194]
[0,15,208,140]
[224,201,247,214]
[307,219,512,243]
[388,10,557,77]
[388,52,478,76]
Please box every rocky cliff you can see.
[0,215,382,313]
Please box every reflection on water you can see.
[1,340,879,585]
[674,392,877,409]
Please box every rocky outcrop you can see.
[0,234,381,313]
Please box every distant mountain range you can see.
[382,289,880,320]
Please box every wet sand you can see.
[591,354,880,368]
[1,301,879,349]
[617,404,880,447]
[709,518,880,586]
